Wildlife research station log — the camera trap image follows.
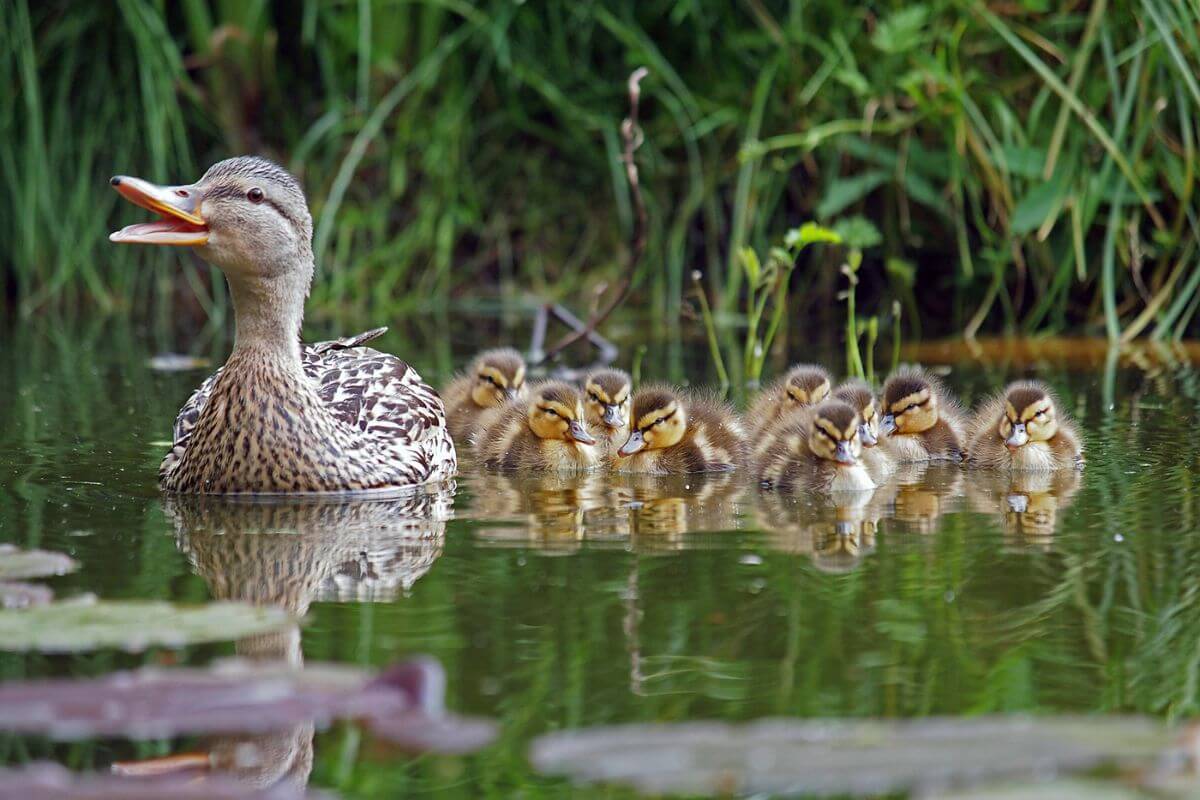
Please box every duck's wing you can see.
[307,343,457,484]
[162,329,457,486]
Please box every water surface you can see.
[1,318,1199,797]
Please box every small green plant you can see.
[739,222,840,386]
[690,270,729,390]
[834,217,882,381]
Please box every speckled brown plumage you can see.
[163,331,456,494]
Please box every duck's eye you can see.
[1035,410,1047,420]
[589,392,602,403]
[247,187,265,203]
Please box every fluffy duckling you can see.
[756,400,876,493]
[443,348,528,443]
[745,364,833,439]
[879,367,966,462]
[967,380,1084,471]
[473,381,599,472]
[614,386,747,474]
[832,379,894,480]
[582,368,632,459]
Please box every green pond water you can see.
[2,316,1200,797]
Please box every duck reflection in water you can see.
[114,487,453,791]
[873,462,965,535]
[966,468,1081,551]
[755,487,881,573]
[467,471,746,552]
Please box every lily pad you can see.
[0,657,496,753]
[0,581,54,609]
[0,599,294,653]
[0,545,77,580]
[530,717,1181,797]
[0,762,326,799]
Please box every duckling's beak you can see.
[880,414,897,435]
[567,420,596,445]
[859,423,878,447]
[602,404,624,429]
[617,430,645,457]
[1006,423,1029,449]
[834,440,856,465]
[505,386,519,401]
[109,175,209,246]
[1007,494,1030,513]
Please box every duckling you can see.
[581,368,632,459]
[614,386,746,474]
[966,380,1084,471]
[878,367,966,463]
[473,381,599,472]
[756,400,876,493]
[442,348,528,443]
[745,364,833,439]
[832,379,894,481]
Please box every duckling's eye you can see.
[1034,411,1047,420]
[247,187,265,203]
[588,392,602,403]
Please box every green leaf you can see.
[785,222,842,250]
[1011,175,1068,235]
[833,216,882,249]
[0,600,295,653]
[872,6,930,54]
[738,247,761,287]
[817,170,890,219]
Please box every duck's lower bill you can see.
[109,175,209,246]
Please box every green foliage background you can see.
[3,0,1199,341]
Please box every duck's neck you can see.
[225,256,313,368]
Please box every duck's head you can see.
[806,400,863,466]
[998,382,1058,449]
[782,364,832,407]
[618,388,686,457]
[583,369,632,431]
[470,349,527,408]
[833,380,881,447]
[880,368,939,436]
[110,156,312,282]
[527,383,595,445]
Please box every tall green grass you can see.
[2,0,1199,342]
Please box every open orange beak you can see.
[109,175,209,246]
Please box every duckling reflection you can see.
[754,487,879,573]
[965,468,1081,550]
[114,488,452,790]
[874,462,965,535]
[609,472,747,550]
[468,471,613,552]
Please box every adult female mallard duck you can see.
[756,400,876,493]
[581,368,632,459]
[744,363,833,439]
[966,380,1084,471]
[878,367,966,463]
[473,381,600,472]
[614,386,746,474]
[110,156,456,493]
[442,348,528,444]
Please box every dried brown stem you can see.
[536,67,649,365]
